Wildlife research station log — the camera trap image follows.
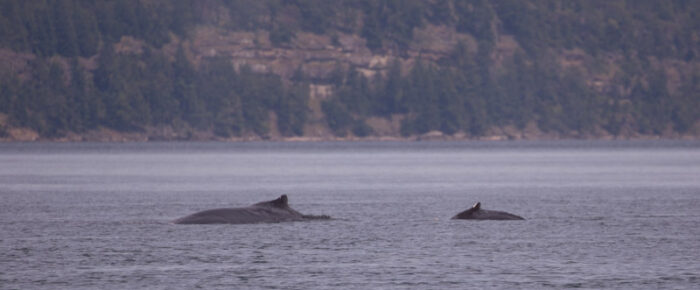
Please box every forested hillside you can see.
[0,0,698,141]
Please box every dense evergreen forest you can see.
[0,0,698,140]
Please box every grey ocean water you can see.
[1,141,699,289]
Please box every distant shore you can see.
[1,124,697,142]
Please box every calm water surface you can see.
[1,141,699,289]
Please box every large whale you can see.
[452,202,524,220]
[173,195,330,224]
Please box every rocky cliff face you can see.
[169,24,480,140]
[184,24,474,86]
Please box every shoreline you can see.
[2,119,699,143]
[2,115,699,143]
[1,128,697,143]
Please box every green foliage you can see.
[0,0,697,139]
[360,0,427,51]
[1,0,697,60]
[277,84,309,136]
[269,25,295,46]
[492,0,698,59]
[453,0,495,43]
[0,0,198,57]
[0,44,296,138]
[295,0,334,34]
[321,98,353,136]
[352,120,373,137]
[322,36,695,138]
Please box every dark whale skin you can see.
[173,195,329,224]
[452,202,524,220]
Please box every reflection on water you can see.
[1,141,699,289]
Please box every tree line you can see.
[322,42,698,137]
[0,0,698,139]
[0,44,308,138]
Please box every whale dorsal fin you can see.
[473,202,481,210]
[255,195,289,207]
[273,194,288,207]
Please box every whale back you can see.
[174,194,318,224]
[451,202,524,220]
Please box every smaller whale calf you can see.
[174,195,330,224]
[452,202,524,220]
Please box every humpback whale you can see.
[452,202,524,220]
[173,195,330,224]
